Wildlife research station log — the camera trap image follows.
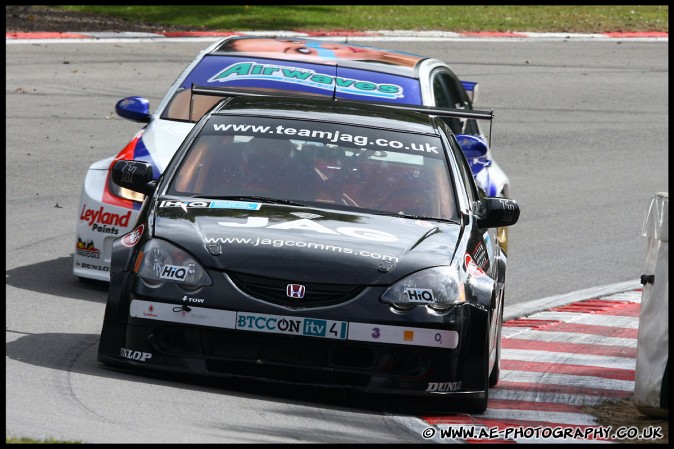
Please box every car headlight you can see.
[381,266,465,311]
[134,239,212,289]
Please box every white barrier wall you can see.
[634,192,669,417]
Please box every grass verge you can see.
[59,5,668,33]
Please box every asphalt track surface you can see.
[5,32,668,443]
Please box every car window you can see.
[432,72,466,134]
[432,74,455,109]
[432,71,483,138]
[162,89,225,122]
[167,116,459,220]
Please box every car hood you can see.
[153,200,462,284]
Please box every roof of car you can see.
[210,36,428,78]
[210,95,441,134]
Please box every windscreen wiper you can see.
[190,195,308,207]
[376,211,459,224]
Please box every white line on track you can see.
[499,370,635,392]
[504,280,641,321]
[530,312,640,329]
[501,349,635,370]
[489,389,623,406]
[501,329,638,348]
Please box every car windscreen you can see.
[167,116,458,220]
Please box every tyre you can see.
[465,320,491,414]
[489,290,504,387]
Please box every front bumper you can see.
[98,280,490,398]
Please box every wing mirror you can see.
[111,160,156,196]
[476,197,520,228]
[115,96,151,123]
[456,134,488,159]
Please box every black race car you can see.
[97,88,520,413]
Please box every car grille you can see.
[228,272,365,307]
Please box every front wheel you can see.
[465,321,492,414]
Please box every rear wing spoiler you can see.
[189,85,494,146]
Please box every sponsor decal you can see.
[465,253,485,277]
[79,262,109,272]
[128,300,457,349]
[426,381,462,392]
[159,264,188,281]
[142,304,158,318]
[121,224,144,247]
[208,62,404,100]
[210,122,439,154]
[118,160,137,184]
[75,237,100,259]
[172,305,211,320]
[130,300,236,328]
[159,200,261,212]
[120,348,153,362]
[348,323,458,349]
[181,295,205,304]
[80,204,131,235]
[286,284,306,299]
[217,217,398,242]
[403,287,435,303]
[498,198,517,221]
[236,312,348,340]
[471,241,489,270]
[206,235,399,263]
[92,224,121,235]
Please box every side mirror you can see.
[111,160,156,196]
[456,134,488,159]
[476,197,520,228]
[115,96,151,123]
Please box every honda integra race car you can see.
[97,90,519,413]
[74,36,510,283]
